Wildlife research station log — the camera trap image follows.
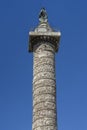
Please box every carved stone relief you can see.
[33,43,57,130]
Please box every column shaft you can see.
[32,42,57,130]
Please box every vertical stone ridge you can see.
[32,43,57,130]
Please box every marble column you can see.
[28,8,61,130]
[33,42,57,130]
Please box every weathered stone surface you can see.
[33,57,55,69]
[32,43,57,130]
[33,86,56,96]
[33,117,56,128]
[33,64,55,75]
[33,72,55,82]
[33,93,56,106]
[33,43,55,52]
[33,109,56,121]
[33,125,57,130]
[33,79,56,86]
[33,101,56,112]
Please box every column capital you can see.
[28,9,61,52]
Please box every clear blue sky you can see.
[0,0,87,130]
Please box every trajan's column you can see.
[28,8,61,130]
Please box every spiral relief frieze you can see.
[33,93,56,106]
[33,109,56,121]
[33,125,57,130]
[32,43,57,130]
[33,72,55,82]
[33,86,56,96]
[33,64,55,75]
[33,117,56,128]
[33,57,55,68]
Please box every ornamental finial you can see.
[39,8,48,23]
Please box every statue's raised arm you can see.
[39,8,48,23]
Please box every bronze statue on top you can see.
[39,8,48,23]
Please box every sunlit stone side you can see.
[32,43,57,130]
